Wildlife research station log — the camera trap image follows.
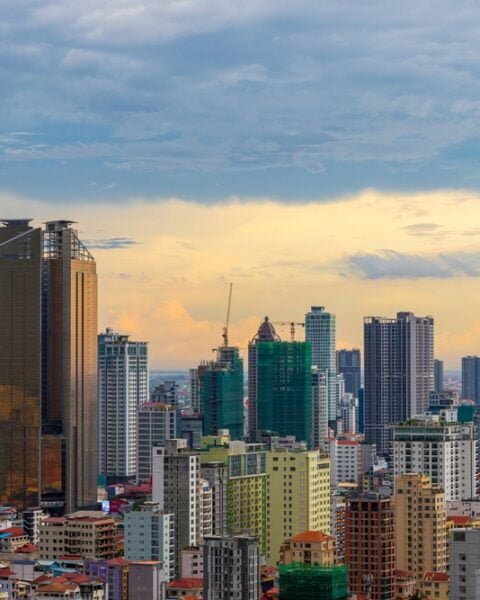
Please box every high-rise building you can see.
[392,409,476,501]
[203,535,260,600]
[201,462,227,536]
[189,368,201,412]
[462,355,480,404]
[151,381,178,405]
[345,492,394,600]
[336,349,361,397]
[329,437,377,487]
[137,402,178,482]
[434,358,444,392]
[124,502,175,581]
[266,448,330,564]
[200,433,267,553]
[98,329,148,482]
[248,317,311,444]
[449,527,480,600]
[152,439,205,573]
[200,346,244,440]
[305,307,337,421]
[364,312,434,457]
[394,474,447,584]
[311,367,328,450]
[0,219,98,513]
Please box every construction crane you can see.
[272,321,305,342]
[222,282,233,347]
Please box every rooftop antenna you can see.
[222,283,233,347]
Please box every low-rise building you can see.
[279,530,335,566]
[167,577,203,599]
[420,572,449,600]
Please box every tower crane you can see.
[222,282,233,347]
[271,320,305,342]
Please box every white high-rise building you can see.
[305,306,336,421]
[393,409,476,501]
[98,329,148,481]
[311,367,328,450]
[137,402,177,482]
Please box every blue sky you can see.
[3,0,480,202]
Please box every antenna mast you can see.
[222,283,233,347]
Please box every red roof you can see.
[423,572,449,582]
[15,543,39,553]
[0,567,13,578]
[0,527,25,537]
[394,570,412,579]
[290,530,334,543]
[108,558,129,567]
[168,578,204,590]
[448,515,470,525]
[337,440,359,446]
[32,574,52,584]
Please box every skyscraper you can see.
[336,349,361,397]
[98,329,148,482]
[461,355,480,404]
[305,306,337,421]
[248,317,311,444]
[434,358,444,393]
[0,219,98,512]
[364,312,434,457]
[200,346,244,440]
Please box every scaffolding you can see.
[279,563,349,600]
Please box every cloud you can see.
[403,223,441,236]
[348,249,480,279]
[84,236,139,249]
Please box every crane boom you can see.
[271,320,305,341]
[222,283,233,347]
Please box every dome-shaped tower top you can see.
[253,316,281,342]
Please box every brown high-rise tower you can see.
[0,219,98,513]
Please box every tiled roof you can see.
[168,578,204,589]
[290,530,334,543]
[423,572,449,582]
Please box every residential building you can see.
[98,329,148,482]
[0,219,98,512]
[329,437,377,487]
[167,577,203,599]
[336,394,357,435]
[39,512,117,560]
[128,561,165,600]
[394,474,447,584]
[420,572,449,600]
[330,492,346,563]
[336,349,361,397]
[151,381,179,406]
[85,558,129,600]
[305,306,337,421]
[199,345,244,440]
[201,462,227,536]
[434,359,444,392]
[266,448,330,564]
[279,530,336,566]
[23,507,47,546]
[203,535,260,600]
[189,368,201,413]
[462,355,480,404]
[345,492,394,600]
[248,317,311,445]
[181,547,204,578]
[152,440,203,573]
[392,409,476,501]
[124,502,175,581]
[200,434,267,552]
[278,564,349,600]
[449,527,480,600]
[311,367,328,450]
[364,312,434,457]
[137,403,178,482]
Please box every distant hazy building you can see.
[151,380,178,406]
[434,358,444,392]
[462,356,480,404]
[311,367,329,450]
[203,535,260,600]
[336,349,361,397]
[137,402,177,482]
[248,317,311,445]
[305,306,337,421]
[189,368,201,412]
[98,329,148,482]
[364,312,434,457]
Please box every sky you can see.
[1,1,480,368]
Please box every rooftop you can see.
[290,530,334,543]
[423,572,449,582]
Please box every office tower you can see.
[200,346,244,440]
[305,306,337,421]
[152,440,203,572]
[394,474,447,584]
[203,535,260,600]
[151,380,178,405]
[311,367,328,450]
[0,219,98,513]
[124,502,175,581]
[336,349,361,396]
[357,387,365,433]
[449,528,480,600]
[279,564,349,600]
[200,433,267,552]
[248,317,311,444]
[392,408,476,501]
[201,462,227,536]
[434,358,444,392]
[345,492,394,600]
[364,312,434,457]
[98,329,148,482]
[128,561,165,600]
[266,448,330,564]
[39,511,117,559]
[462,355,480,404]
[137,402,177,482]
[279,530,336,565]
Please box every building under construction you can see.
[278,563,349,600]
